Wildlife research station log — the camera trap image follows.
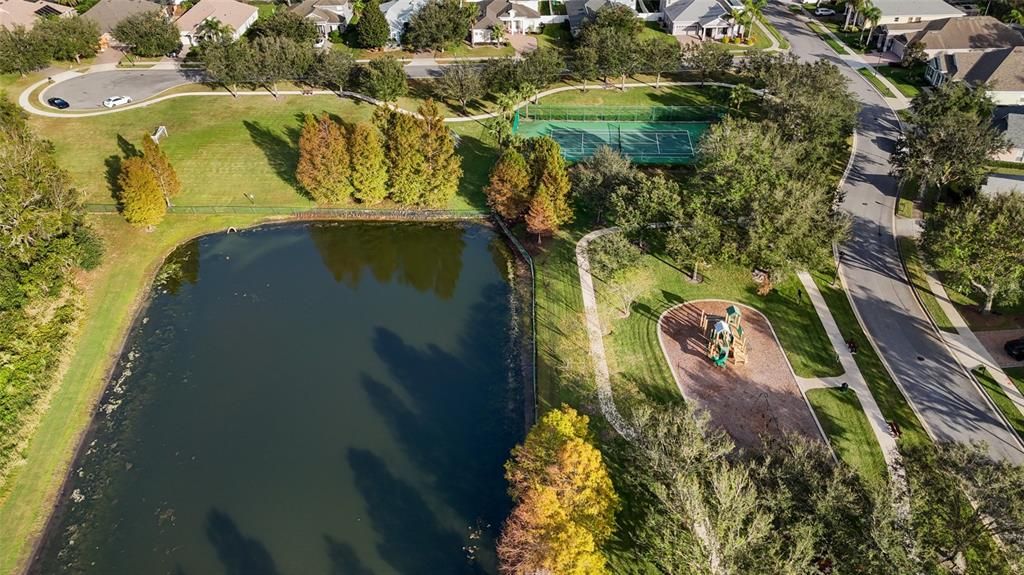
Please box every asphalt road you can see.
[766,3,1024,462]
[41,70,205,109]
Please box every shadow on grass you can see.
[243,119,304,196]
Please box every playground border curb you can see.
[655,299,836,461]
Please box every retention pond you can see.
[31,222,525,575]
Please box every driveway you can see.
[765,3,1024,463]
[41,69,205,109]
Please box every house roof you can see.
[380,0,426,39]
[0,0,73,30]
[83,0,161,35]
[663,0,729,25]
[291,0,349,23]
[566,0,628,32]
[473,0,539,30]
[867,0,964,18]
[899,16,1024,51]
[174,0,257,34]
[998,113,1024,149]
[935,46,1024,91]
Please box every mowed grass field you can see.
[28,95,495,210]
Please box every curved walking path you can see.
[766,2,1024,463]
[576,227,636,439]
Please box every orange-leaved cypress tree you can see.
[528,136,573,227]
[296,113,328,202]
[381,110,427,205]
[141,135,180,205]
[486,148,531,220]
[525,183,558,243]
[319,115,352,202]
[119,156,166,226]
[498,406,617,575]
[349,122,389,204]
[418,99,462,208]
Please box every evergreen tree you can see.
[356,0,390,49]
[113,11,181,57]
[404,0,477,52]
[0,27,49,75]
[140,136,181,206]
[349,122,390,204]
[34,16,100,63]
[418,99,462,207]
[360,56,408,102]
[118,157,166,225]
[485,149,531,220]
[380,110,427,204]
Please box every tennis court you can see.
[512,106,721,164]
[514,120,710,164]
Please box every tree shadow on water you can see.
[346,447,482,575]
[242,120,302,192]
[324,535,376,575]
[205,508,280,575]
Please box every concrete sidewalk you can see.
[797,272,901,471]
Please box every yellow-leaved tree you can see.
[499,406,618,575]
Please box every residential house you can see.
[926,46,1024,105]
[83,0,162,50]
[994,112,1024,162]
[470,0,541,44]
[851,0,964,50]
[565,0,633,36]
[175,0,258,46]
[660,0,744,40]
[883,15,1023,59]
[291,0,352,37]
[379,0,426,43]
[0,0,74,30]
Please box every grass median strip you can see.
[807,22,849,55]
[973,366,1024,441]
[857,68,895,99]
[898,237,958,333]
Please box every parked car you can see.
[102,96,132,108]
[815,7,836,15]
[46,97,70,109]
[314,36,327,49]
[1006,337,1024,361]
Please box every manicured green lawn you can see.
[534,25,572,52]
[807,22,848,54]
[875,64,926,98]
[760,19,790,49]
[812,271,930,448]
[857,67,895,98]
[1009,367,1024,394]
[974,367,1024,441]
[806,388,888,486]
[0,214,268,575]
[28,95,494,210]
[256,2,277,19]
[538,84,733,108]
[898,237,958,333]
[822,21,869,53]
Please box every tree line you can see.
[0,16,101,75]
[295,102,461,207]
[892,81,1024,314]
[0,95,102,489]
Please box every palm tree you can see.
[197,17,234,45]
[860,4,882,48]
[843,0,865,31]
[490,22,506,45]
[730,7,752,42]
[1009,8,1024,25]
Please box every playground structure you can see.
[699,305,748,367]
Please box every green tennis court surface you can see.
[513,120,710,164]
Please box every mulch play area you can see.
[658,300,823,450]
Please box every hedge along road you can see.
[765,3,1024,463]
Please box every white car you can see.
[102,96,132,108]
[814,7,836,16]
[314,37,327,49]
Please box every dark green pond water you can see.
[32,222,525,575]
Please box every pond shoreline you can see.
[22,217,534,575]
